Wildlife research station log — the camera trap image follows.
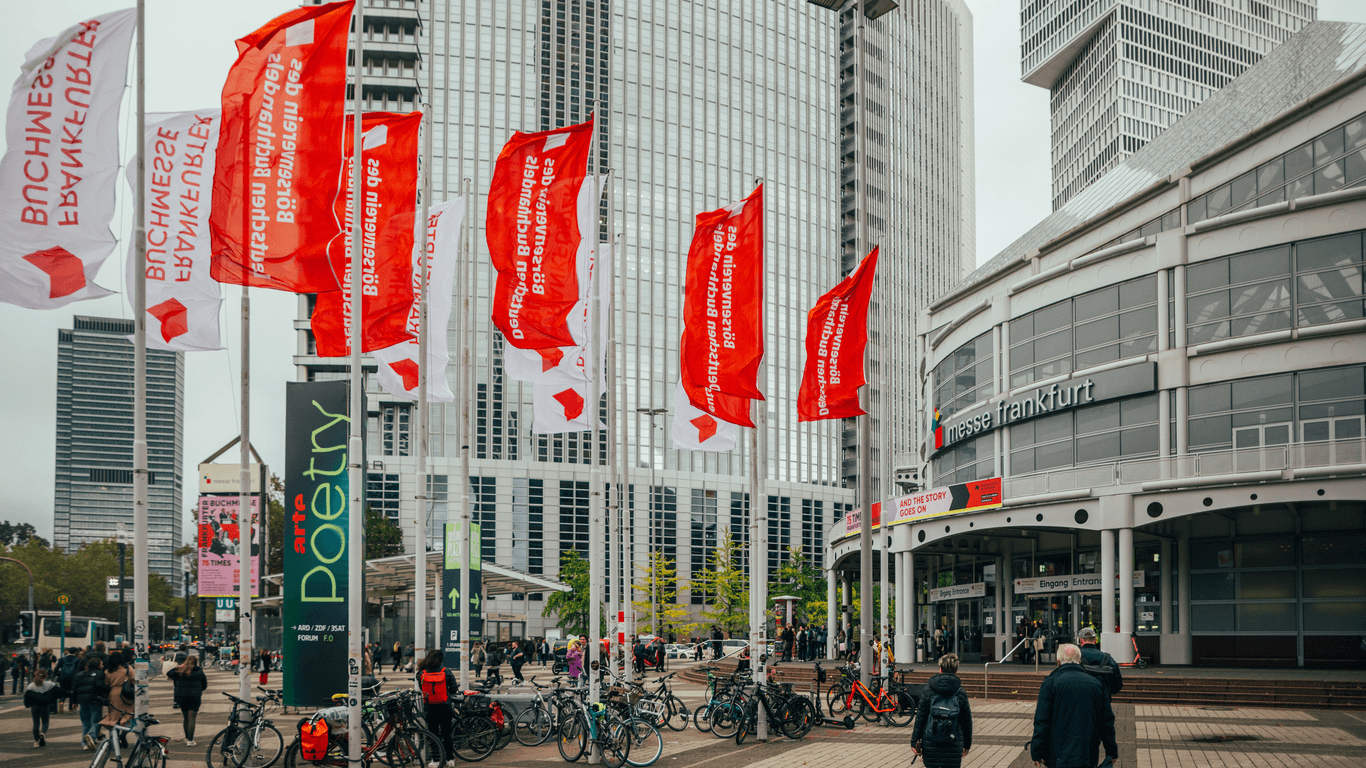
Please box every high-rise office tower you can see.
[297,0,973,637]
[53,316,185,594]
[1022,0,1316,211]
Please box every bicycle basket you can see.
[607,686,643,705]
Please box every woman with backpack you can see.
[911,653,973,768]
[417,649,457,765]
[166,655,208,746]
[55,647,81,713]
[470,642,485,678]
[24,668,59,748]
[73,657,106,749]
[100,655,136,748]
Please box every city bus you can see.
[20,611,119,654]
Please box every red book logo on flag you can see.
[537,348,565,372]
[554,387,585,420]
[691,415,718,443]
[388,359,420,391]
[148,298,189,343]
[22,247,87,299]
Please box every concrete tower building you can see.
[53,316,185,594]
[296,0,973,640]
[1022,0,1317,211]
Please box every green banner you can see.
[442,522,482,670]
[282,381,351,708]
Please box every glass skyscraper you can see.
[1022,0,1316,211]
[299,0,973,636]
[53,316,186,594]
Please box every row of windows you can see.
[1009,274,1158,389]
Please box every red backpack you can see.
[299,719,329,761]
[420,670,449,704]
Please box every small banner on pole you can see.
[441,522,482,671]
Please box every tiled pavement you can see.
[2,667,1364,767]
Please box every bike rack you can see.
[983,636,1034,701]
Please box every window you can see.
[381,404,411,457]
[932,433,993,487]
[932,332,994,421]
[1010,275,1157,388]
[1189,365,1365,453]
[366,472,401,522]
[1011,394,1160,473]
[470,476,495,563]
[690,489,718,605]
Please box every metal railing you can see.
[984,636,1036,701]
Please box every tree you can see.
[543,550,605,637]
[364,506,405,560]
[771,545,825,625]
[0,521,47,548]
[631,552,689,637]
[689,527,748,637]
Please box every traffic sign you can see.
[56,593,70,605]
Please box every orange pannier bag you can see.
[299,719,329,761]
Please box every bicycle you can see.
[732,681,811,744]
[512,677,561,746]
[556,686,631,768]
[827,665,914,727]
[604,681,663,767]
[89,700,172,768]
[206,688,286,768]
[283,690,442,767]
[623,671,688,732]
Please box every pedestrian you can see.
[56,646,82,713]
[24,668,59,748]
[392,641,403,673]
[418,649,457,766]
[566,639,584,684]
[101,655,135,749]
[654,637,666,672]
[736,645,751,675]
[1029,644,1119,768]
[541,638,551,666]
[781,624,795,662]
[406,642,415,671]
[836,628,847,660]
[11,652,30,694]
[510,640,527,682]
[1076,627,1123,695]
[486,643,503,684]
[710,624,723,660]
[167,655,207,746]
[471,642,485,678]
[257,648,272,685]
[73,657,106,749]
[911,653,973,768]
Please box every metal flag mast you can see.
[586,105,607,761]
[749,176,769,743]
[347,1,367,761]
[132,0,151,718]
[855,0,876,692]
[458,174,473,690]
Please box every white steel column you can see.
[132,0,152,717]
[1117,527,1135,662]
[1001,540,1013,659]
[345,4,367,759]
[412,0,437,665]
[1159,538,1172,634]
[1174,520,1193,664]
[1100,529,1116,654]
[826,564,838,659]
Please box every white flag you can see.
[672,380,739,452]
[504,242,612,387]
[373,196,464,402]
[532,381,605,435]
[124,110,223,351]
[0,9,135,309]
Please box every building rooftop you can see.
[954,21,1366,300]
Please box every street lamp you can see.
[635,407,667,636]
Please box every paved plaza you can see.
[2,665,1364,767]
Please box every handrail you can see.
[984,636,1034,701]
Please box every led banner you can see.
[282,380,352,708]
[196,495,261,598]
[841,477,1004,537]
[441,522,483,671]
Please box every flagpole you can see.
[586,106,605,746]
[458,176,473,690]
[346,2,366,761]
[413,0,437,671]
[605,180,620,678]
[131,0,152,718]
[748,178,769,742]
[855,0,875,692]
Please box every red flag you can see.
[680,184,765,417]
[311,112,420,356]
[798,246,878,421]
[486,118,594,349]
[209,1,353,292]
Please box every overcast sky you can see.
[3,1,1364,542]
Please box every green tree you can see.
[364,505,405,560]
[771,545,826,625]
[689,527,748,637]
[0,521,47,547]
[631,552,689,637]
[543,550,606,637]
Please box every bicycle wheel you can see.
[691,703,713,733]
[635,696,668,729]
[624,720,662,768]
[733,706,751,746]
[825,685,847,714]
[708,704,739,739]
[856,693,878,723]
[90,738,113,768]
[237,723,286,768]
[779,697,815,739]
[598,714,632,768]
[555,710,587,763]
[381,728,442,768]
[663,695,688,731]
[452,714,498,763]
[514,705,554,746]
[206,728,241,768]
[886,690,915,728]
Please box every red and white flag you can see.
[209,0,353,293]
[503,242,611,387]
[124,110,224,351]
[680,184,765,419]
[0,8,135,309]
[487,117,594,349]
[798,246,878,421]
[532,381,605,434]
[671,381,738,452]
[372,196,464,402]
[311,112,420,356]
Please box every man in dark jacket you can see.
[1030,644,1119,768]
[1077,627,1123,695]
[911,653,973,768]
[709,625,723,660]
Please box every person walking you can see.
[1076,627,1123,696]
[101,655,135,749]
[471,642,485,678]
[392,641,403,673]
[55,646,82,714]
[911,653,972,768]
[405,643,415,671]
[167,655,208,746]
[256,648,272,685]
[510,641,527,683]
[1029,644,1119,768]
[654,637,666,672]
[566,639,585,684]
[73,657,106,749]
[710,625,723,660]
[418,649,458,766]
[24,668,59,748]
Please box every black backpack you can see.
[924,691,960,744]
[58,654,80,684]
[1082,652,1122,695]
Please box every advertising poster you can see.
[442,522,483,671]
[282,381,352,708]
[196,495,261,597]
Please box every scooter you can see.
[1117,632,1148,669]
[809,660,856,730]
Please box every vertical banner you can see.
[798,246,878,421]
[196,495,261,597]
[126,110,224,350]
[311,112,421,356]
[441,522,483,671]
[0,8,136,309]
[486,118,594,349]
[282,381,351,707]
[209,1,354,292]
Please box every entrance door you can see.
[1301,416,1364,465]
[1234,422,1292,471]
[957,599,983,662]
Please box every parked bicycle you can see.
[205,688,286,768]
[556,684,631,768]
[89,700,172,768]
